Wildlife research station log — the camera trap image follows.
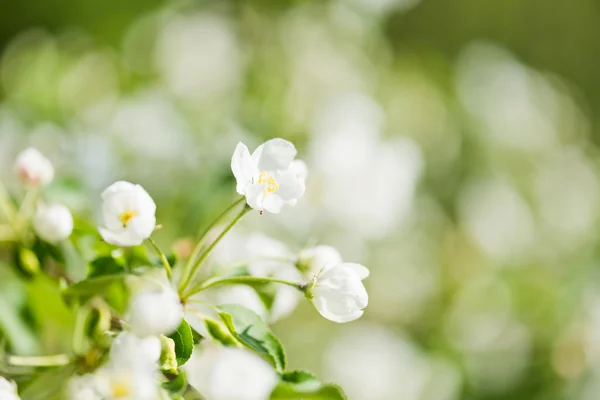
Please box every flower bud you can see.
[34,203,74,243]
[15,147,54,186]
[306,263,369,323]
[127,287,183,337]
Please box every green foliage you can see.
[270,371,347,400]
[168,320,194,367]
[217,304,286,373]
[204,317,237,346]
[162,371,188,398]
[19,365,75,400]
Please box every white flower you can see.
[307,263,369,323]
[15,147,54,186]
[127,285,183,337]
[231,138,306,213]
[98,181,156,247]
[297,245,343,279]
[68,374,101,400]
[185,345,278,400]
[0,377,20,400]
[94,332,160,400]
[33,203,74,243]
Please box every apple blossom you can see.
[127,284,183,337]
[297,245,343,279]
[33,203,74,243]
[231,138,305,213]
[185,344,278,400]
[98,181,156,247]
[15,147,54,186]
[0,377,20,400]
[307,263,369,323]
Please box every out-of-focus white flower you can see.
[68,374,101,400]
[127,284,183,337]
[98,181,156,247]
[297,245,343,278]
[94,332,160,400]
[185,345,278,400]
[15,147,54,186]
[0,377,20,400]
[307,263,369,323]
[231,139,306,214]
[33,203,73,243]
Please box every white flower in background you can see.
[98,181,156,247]
[33,203,74,243]
[297,245,343,279]
[307,263,369,323]
[94,332,160,400]
[68,374,101,400]
[0,377,20,400]
[231,138,306,213]
[127,284,183,337]
[15,147,54,186]
[186,345,278,400]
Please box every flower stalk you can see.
[147,237,172,280]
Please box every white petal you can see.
[244,183,266,211]
[274,170,304,201]
[289,159,308,191]
[101,181,135,201]
[262,194,285,214]
[98,227,143,247]
[254,138,297,171]
[340,263,370,280]
[133,184,157,216]
[231,142,255,194]
[126,212,156,241]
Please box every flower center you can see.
[257,171,278,194]
[119,210,138,227]
[111,380,132,398]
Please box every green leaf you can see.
[270,370,347,400]
[162,370,188,397]
[168,320,194,366]
[20,365,75,400]
[204,318,237,346]
[62,274,125,299]
[217,304,286,372]
[88,255,125,278]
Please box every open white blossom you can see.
[94,332,160,400]
[34,203,74,243]
[307,263,369,323]
[186,344,278,400]
[297,245,343,279]
[98,181,156,246]
[0,377,20,400]
[231,138,306,213]
[15,147,54,186]
[127,284,183,337]
[68,374,101,400]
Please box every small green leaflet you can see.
[217,304,286,373]
[168,319,194,366]
[270,370,347,400]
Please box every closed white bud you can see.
[15,147,54,186]
[98,181,156,247]
[34,203,74,243]
[127,286,183,337]
[307,263,369,323]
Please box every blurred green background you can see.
[2,0,600,399]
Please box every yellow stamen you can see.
[119,210,138,227]
[111,381,132,398]
[257,172,278,194]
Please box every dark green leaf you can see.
[168,319,194,366]
[270,370,347,400]
[162,370,188,397]
[88,255,125,278]
[217,304,286,372]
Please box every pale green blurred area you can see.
[2,0,600,399]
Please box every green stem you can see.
[16,187,40,233]
[0,181,17,230]
[180,205,251,296]
[179,197,245,292]
[147,237,172,280]
[6,354,71,367]
[186,276,305,298]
